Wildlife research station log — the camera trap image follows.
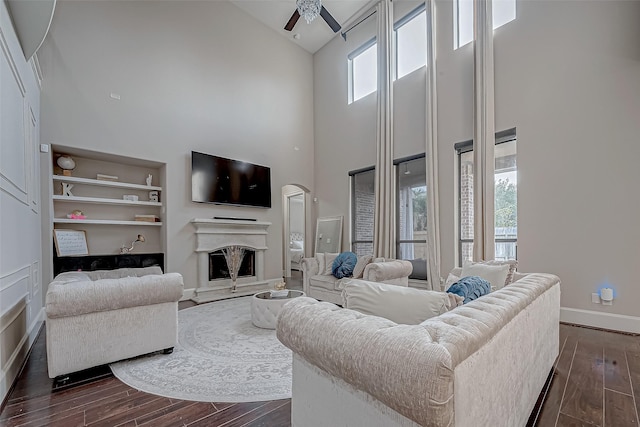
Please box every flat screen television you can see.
[191,151,271,208]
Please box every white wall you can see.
[313,0,640,329]
[38,1,314,291]
[0,1,43,402]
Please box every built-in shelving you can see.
[52,195,162,207]
[53,218,162,226]
[53,175,162,191]
[50,146,166,259]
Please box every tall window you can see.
[396,155,427,261]
[456,129,517,265]
[348,39,377,104]
[454,0,516,49]
[395,5,427,79]
[350,167,375,256]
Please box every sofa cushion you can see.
[352,255,372,279]
[46,272,184,319]
[332,252,358,279]
[342,279,459,325]
[364,260,413,283]
[309,274,343,291]
[55,272,91,283]
[461,262,510,290]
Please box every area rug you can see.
[110,296,292,402]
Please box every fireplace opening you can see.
[209,249,255,281]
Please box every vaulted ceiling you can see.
[230,0,370,53]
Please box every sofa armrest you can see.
[276,297,455,427]
[46,273,184,319]
[363,260,412,285]
[301,257,319,294]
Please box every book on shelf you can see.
[135,214,160,222]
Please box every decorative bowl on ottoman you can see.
[251,290,305,329]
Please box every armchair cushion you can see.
[342,279,462,325]
[309,274,343,291]
[352,255,373,279]
[322,253,339,275]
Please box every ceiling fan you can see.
[284,1,342,33]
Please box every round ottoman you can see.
[251,290,305,329]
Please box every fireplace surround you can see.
[190,218,281,303]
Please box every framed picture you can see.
[53,229,89,257]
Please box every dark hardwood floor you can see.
[1,281,638,427]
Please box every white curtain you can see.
[373,0,395,259]
[473,0,495,261]
[424,0,441,290]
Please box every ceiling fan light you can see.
[297,0,321,23]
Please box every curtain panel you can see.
[473,0,496,261]
[373,0,395,259]
[424,0,441,290]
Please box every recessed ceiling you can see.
[230,0,370,53]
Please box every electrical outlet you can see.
[591,293,600,304]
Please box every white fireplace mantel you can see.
[190,218,280,303]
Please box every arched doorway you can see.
[282,184,310,280]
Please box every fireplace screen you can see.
[209,249,255,281]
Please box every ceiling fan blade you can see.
[320,6,341,33]
[284,9,300,31]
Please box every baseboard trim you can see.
[181,288,195,302]
[560,307,640,334]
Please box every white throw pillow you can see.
[352,255,373,279]
[316,253,326,274]
[323,253,339,275]
[342,279,458,325]
[464,259,518,286]
[444,273,460,291]
[290,240,303,250]
[461,262,510,290]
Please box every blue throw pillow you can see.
[332,252,358,279]
[446,276,491,304]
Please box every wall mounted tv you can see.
[191,151,272,208]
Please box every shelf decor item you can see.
[56,155,76,176]
[120,234,145,254]
[222,246,246,293]
[61,182,74,197]
[66,210,86,219]
[146,174,153,186]
[53,229,88,257]
[149,191,159,202]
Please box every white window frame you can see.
[454,0,516,49]
[394,3,427,80]
[348,38,377,104]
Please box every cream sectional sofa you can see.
[301,254,413,305]
[277,272,561,427]
[45,267,184,379]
